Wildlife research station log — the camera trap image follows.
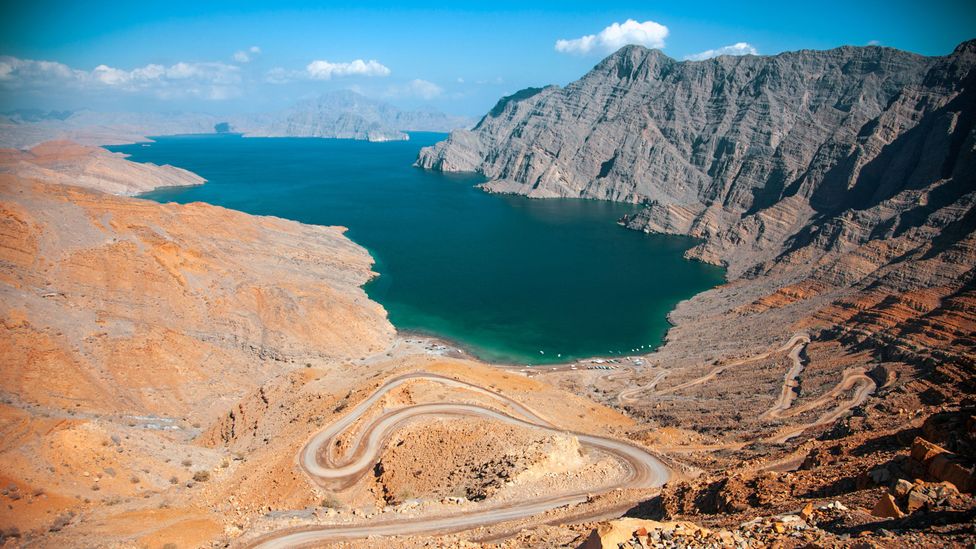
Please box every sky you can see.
[0,0,974,116]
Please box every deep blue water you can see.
[111,133,724,365]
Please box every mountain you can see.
[417,41,976,506]
[236,90,474,142]
[0,91,474,148]
[0,109,222,148]
[418,41,975,282]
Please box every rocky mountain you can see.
[418,40,976,376]
[0,91,474,148]
[418,40,975,269]
[238,90,473,142]
[0,142,398,543]
[2,41,974,547]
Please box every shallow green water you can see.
[112,133,724,365]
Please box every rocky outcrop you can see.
[0,140,204,195]
[418,40,975,272]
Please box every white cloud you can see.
[306,59,390,80]
[555,19,669,55]
[264,67,294,84]
[385,78,443,100]
[867,40,882,46]
[0,55,241,99]
[0,57,83,83]
[233,45,262,63]
[684,42,758,61]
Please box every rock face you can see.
[418,40,975,269]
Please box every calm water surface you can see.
[112,133,724,364]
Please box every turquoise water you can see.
[111,133,724,365]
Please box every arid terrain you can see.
[2,41,976,549]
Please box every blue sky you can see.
[1,0,973,116]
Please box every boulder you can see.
[893,479,914,498]
[928,454,975,493]
[799,502,814,521]
[867,467,892,485]
[871,493,905,519]
[906,490,931,512]
[580,518,711,549]
[910,437,945,465]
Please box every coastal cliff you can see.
[0,140,205,195]
[0,142,394,417]
[417,44,976,523]
[417,41,975,271]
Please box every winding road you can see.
[617,333,875,451]
[249,372,671,548]
[618,333,810,404]
[760,336,810,420]
[768,368,877,443]
[248,334,877,546]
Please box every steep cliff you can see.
[417,40,976,274]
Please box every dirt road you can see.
[248,372,671,548]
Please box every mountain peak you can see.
[593,45,673,80]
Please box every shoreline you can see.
[116,135,719,373]
[396,328,651,376]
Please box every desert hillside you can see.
[0,144,395,545]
